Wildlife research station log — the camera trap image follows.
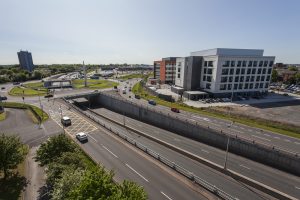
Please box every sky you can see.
[0,0,300,65]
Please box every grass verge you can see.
[9,86,48,96]
[0,102,48,122]
[132,82,300,139]
[118,73,145,80]
[72,79,119,89]
[0,111,6,121]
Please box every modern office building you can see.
[17,50,34,72]
[154,57,177,84]
[173,48,275,99]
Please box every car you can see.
[61,116,72,126]
[13,82,20,85]
[1,87,5,90]
[122,89,126,94]
[0,96,7,100]
[148,100,156,105]
[129,88,132,92]
[135,94,141,99]
[76,132,88,142]
[44,94,54,98]
[283,93,289,96]
[129,95,131,98]
[114,86,118,89]
[94,90,99,92]
[171,107,180,113]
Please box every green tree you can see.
[118,180,147,200]
[271,69,278,82]
[35,134,76,166]
[0,134,28,179]
[288,66,297,71]
[295,73,300,84]
[33,71,42,79]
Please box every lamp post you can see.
[59,105,65,133]
[224,122,233,170]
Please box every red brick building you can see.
[154,57,177,84]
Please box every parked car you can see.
[171,107,180,113]
[61,116,72,126]
[148,100,156,105]
[76,132,88,142]
[44,94,54,98]
[0,96,8,100]
[1,87,5,90]
[135,94,141,99]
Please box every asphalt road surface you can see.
[88,107,300,199]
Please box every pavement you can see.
[87,107,300,199]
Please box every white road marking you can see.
[284,139,291,142]
[174,138,181,142]
[239,164,251,170]
[274,136,280,139]
[295,142,300,145]
[201,149,209,153]
[264,134,271,137]
[252,135,271,142]
[295,186,300,190]
[125,163,149,182]
[88,134,98,143]
[240,127,245,130]
[102,145,118,158]
[161,191,173,200]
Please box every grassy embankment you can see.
[132,81,300,139]
[118,73,145,80]
[0,112,6,121]
[0,102,48,122]
[9,82,48,96]
[72,79,119,89]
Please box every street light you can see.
[59,105,65,134]
[223,122,233,170]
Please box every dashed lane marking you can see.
[161,191,173,200]
[201,149,209,153]
[125,163,149,182]
[239,164,251,170]
[252,135,271,142]
[102,145,118,158]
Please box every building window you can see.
[234,84,238,89]
[203,76,206,81]
[236,68,240,75]
[231,61,235,67]
[242,61,247,67]
[221,76,228,83]
[260,83,264,88]
[266,75,270,81]
[251,76,255,82]
[256,76,260,81]
[259,61,263,67]
[246,76,250,82]
[222,69,229,75]
[264,61,268,67]
[206,83,211,89]
[207,68,213,74]
[262,68,266,74]
[241,68,245,75]
[258,68,262,74]
[261,76,265,81]
[237,61,242,67]
[223,61,230,67]
[208,61,213,67]
[207,76,212,82]
[204,68,207,74]
[228,84,232,90]
[249,83,253,89]
[255,83,259,89]
[178,62,181,66]
[204,61,208,66]
[252,68,256,74]
[268,68,272,74]
[253,61,257,67]
[240,76,244,82]
[235,76,239,82]
[269,61,274,67]
[177,74,180,78]
[177,68,181,72]
[248,61,253,67]
[229,76,233,82]
[265,83,269,88]
[230,68,234,75]
[247,69,251,74]
[244,83,249,89]
[220,84,227,90]
[239,84,243,89]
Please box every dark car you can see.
[1,87,5,90]
[148,100,156,105]
[0,96,8,101]
[44,94,54,98]
[13,82,20,85]
[135,94,141,99]
[171,107,180,113]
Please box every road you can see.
[86,106,300,199]
[45,100,215,200]
[117,79,300,154]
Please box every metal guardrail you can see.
[62,97,238,200]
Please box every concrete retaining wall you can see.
[91,93,300,176]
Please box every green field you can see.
[9,86,48,96]
[72,79,118,89]
[132,82,300,139]
[118,73,145,80]
[0,102,48,122]
[23,82,44,89]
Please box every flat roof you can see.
[184,91,208,95]
[190,48,264,57]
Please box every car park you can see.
[76,132,88,142]
[171,107,180,113]
[148,100,156,105]
[61,116,72,126]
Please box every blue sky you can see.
[0,0,299,64]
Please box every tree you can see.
[271,69,278,83]
[288,66,297,71]
[0,134,28,179]
[118,180,148,200]
[35,134,76,166]
[33,71,42,79]
[295,73,300,84]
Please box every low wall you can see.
[89,92,300,176]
